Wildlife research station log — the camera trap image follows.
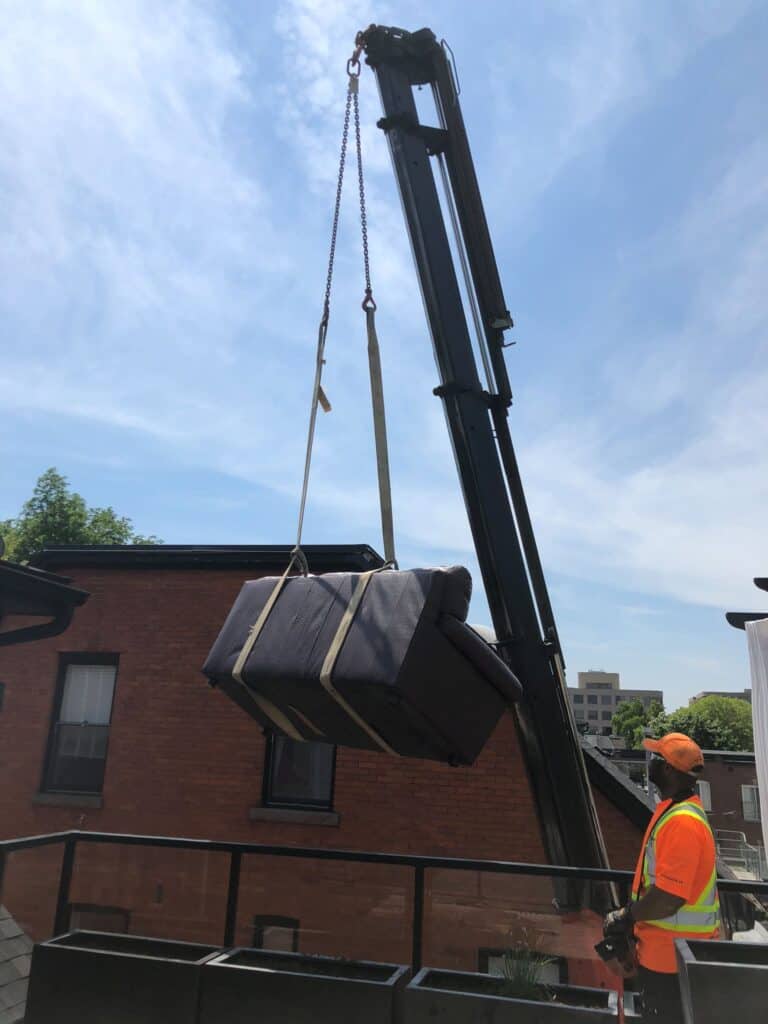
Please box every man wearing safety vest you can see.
[603,732,719,1022]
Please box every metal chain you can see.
[292,49,394,571]
[352,86,375,309]
[322,84,354,322]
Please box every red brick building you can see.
[0,545,651,985]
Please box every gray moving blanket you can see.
[203,566,521,765]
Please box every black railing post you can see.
[223,850,242,947]
[53,836,76,936]
[412,865,425,972]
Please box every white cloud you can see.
[484,0,757,224]
[1,0,765,624]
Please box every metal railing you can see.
[716,834,768,881]
[2,830,767,969]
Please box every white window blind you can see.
[60,664,116,724]
[696,780,712,812]
[742,785,761,822]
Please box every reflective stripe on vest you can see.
[632,800,720,934]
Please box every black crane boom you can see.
[362,25,608,869]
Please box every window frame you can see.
[478,947,568,984]
[696,780,712,812]
[41,653,119,796]
[68,902,130,934]
[262,734,337,812]
[741,784,761,822]
[253,914,300,952]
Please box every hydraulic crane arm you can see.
[361,25,608,869]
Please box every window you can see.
[263,736,336,809]
[586,682,612,690]
[587,695,598,705]
[253,915,299,952]
[615,696,623,704]
[573,694,583,704]
[742,785,761,822]
[574,709,584,720]
[588,710,598,721]
[696,781,712,812]
[69,904,129,934]
[601,696,613,706]
[601,711,612,721]
[43,655,118,794]
[479,948,567,985]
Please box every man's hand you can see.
[603,905,633,937]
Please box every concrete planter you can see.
[24,930,221,1024]
[198,947,410,1024]
[676,939,768,1024]
[404,967,618,1022]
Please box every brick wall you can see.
[591,789,644,871]
[0,562,639,990]
[703,756,763,846]
[0,567,547,857]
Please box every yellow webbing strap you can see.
[231,563,305,742]
[319,569,397,755]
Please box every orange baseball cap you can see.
[642,732,704,775]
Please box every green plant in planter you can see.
[499,942,555,1003]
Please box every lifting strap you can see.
[230,48,398,746]
[319,568,397,754]
[291,52,397,573]
[232,565,396,753]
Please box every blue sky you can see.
[1,1,766,711]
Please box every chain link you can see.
[322,85,354,322]
[353,88,375,309]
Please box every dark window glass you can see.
[264,736,335,809]
[479,948,567,984]
[253,915,299,952]
[601,696,613,705]
[573,694,583,704]
[601,711,612,720]
[69,904,129,934]
[587,695,598,705]
[44,658,117,794]
[588,711,598,720]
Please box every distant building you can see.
[689,689,752,705]
[567,670,663,740]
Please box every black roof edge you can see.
[0,560,90,646]
[0,560,90,607]
[30,544,385,574]
[580,740,655,832]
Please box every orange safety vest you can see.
[632,797,720,973]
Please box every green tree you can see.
[665,696,753,752]
[612,698,649,749]
[0,468,160,562]
[646,700,671,739]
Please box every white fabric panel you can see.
[745,619,768,854]
[60,664,116,724]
